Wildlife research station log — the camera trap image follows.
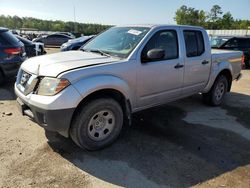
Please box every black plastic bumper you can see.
[0,61,21,77]
[17,97,75,137]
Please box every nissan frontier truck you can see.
[15,25,242,150]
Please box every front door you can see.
[136,29,184,108]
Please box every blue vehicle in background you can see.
[60,35,95,51]
[0,28,26,84]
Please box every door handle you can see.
[202,60,209,65]
[174,64,184,69]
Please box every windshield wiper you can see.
[82,49,111,57]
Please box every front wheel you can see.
[70,98,123,150]
[203,75,229,106]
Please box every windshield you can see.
[210,37,229,48]
[83,27,150,58]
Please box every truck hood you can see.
[21,51,119,77]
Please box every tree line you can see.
[175,5,250,29]
[0,15,111,35]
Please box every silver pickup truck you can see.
[15,25,242,150]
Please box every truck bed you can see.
[211,49,242,80]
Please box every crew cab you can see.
[15,25,242,150]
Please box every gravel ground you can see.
[0,50,250,187]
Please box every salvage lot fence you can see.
[207,30,250,37]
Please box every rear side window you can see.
[48,34,67,39]
[184,30,205,57]
[0,31,20,46]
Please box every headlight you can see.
[37,77,70,96]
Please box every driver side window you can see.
[141,30,179,62]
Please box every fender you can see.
[202,61,233,93]
[72,74,134,108]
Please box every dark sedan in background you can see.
[0,27,26,84]
[60,35,95,51]
[15,35,46,57]
[211,36,250,68]
[33,33,73,46]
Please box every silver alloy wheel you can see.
[87,110,115,141]
[215,81,225,101]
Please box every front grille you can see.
[20,71,31,88]
[17,70,38,95]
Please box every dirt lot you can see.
[0,49,250,187]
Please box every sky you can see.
[0,0,250,25]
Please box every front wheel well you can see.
[218,69,232,92]
[70,89,132,131]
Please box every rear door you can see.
[181,29,211,95]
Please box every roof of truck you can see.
[116,24,204,29]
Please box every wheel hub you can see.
[87,110,115,141]
[215,81,225,101]
[94,117,106,130]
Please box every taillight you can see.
[241,55,245,68]
[4,47,22,55]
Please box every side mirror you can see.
[142,49,165,62]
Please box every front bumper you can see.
[15,83,81,137]
[17,97,75,137]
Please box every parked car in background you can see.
[33,33,73,46]
[54,32,75,39]
[15,35,46,57]
[211,36,250,68]
[60,35,95,51]
[15,25,242,150]
[0,27,26,84]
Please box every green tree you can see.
[0,15,111,35]
[174,4,250,29]
[209,5,223,22]
[174,5,206,27]
[220,12,234,29]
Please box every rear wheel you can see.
[203,75,229,106]
[70,98,123,150]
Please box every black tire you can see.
[0,71,4,85]
[203,75,229,106]
[70,98,123,150]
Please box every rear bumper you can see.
[0,61,22,77]
[17,97,75,137]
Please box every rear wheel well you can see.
[70,89,131,131]
[218,69,232,92]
